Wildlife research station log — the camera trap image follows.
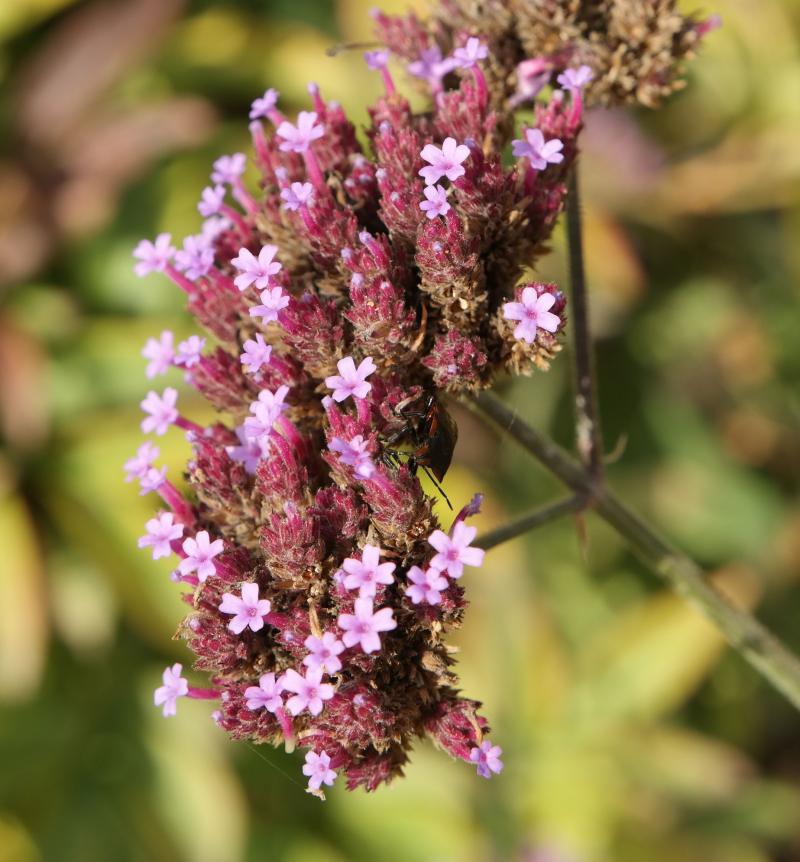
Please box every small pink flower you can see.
[211,153,247,185]
[218,582,272,634]
[240,333,272,373]
[324,356,376,402]
[469,740,503,779]
[179,530,224,582]
[328,435,375,478]
[419,137,470,186]
[408,46,458,91]
[303,750,337,792]
[175,335,205,369]
[140,388,179,436]
[511,128,564,170]
[453,37,488,69]
[154,663,188,717]
[174,234,214,280]
[197,184,226,217]
[276,111,324,153]
[427,521,485,579]
[281,667,335,716]
[557,65,594,93]
[250,88,279,120]
[514,58,550,104]
[502,288,561,344]
[133,233,175,277]
[419,184,451,219]
[139,465,167,494]
[141,331,175,378]
[249,286,290,323]
[337,598,396,654]
[404,565,449,605]
[231,245,282,292]
[364,49,389,70]
[303,632,346,674]
[124,442,159,482]
[243,385,289,443]
[138,512,184,560]
[226,425,270,474]
[341,544,395,599]
[201,216,230,241]
[280,181,315,211]
[244,672,283,712]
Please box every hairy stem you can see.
[466,391,800,712]
[475,495,585,550]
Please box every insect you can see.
[381,393,458,509]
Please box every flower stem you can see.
[466,390,800,712]
[475,496,585,550]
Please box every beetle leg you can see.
[421,466,453,510]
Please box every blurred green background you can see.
[1,0,800,860]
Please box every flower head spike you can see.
[503,287,561,344]
[469,740,503,779]
[276,111,324,153]
[427,521,485,579]
[405,565,449,605]
[133,233,175,277]
[324,356,376,402]
[341,544,396,599]
[337,598,396,654]
[218,582,272,634]
[281,667,335,716]
[250,88,279,120]
[175,234,214,280]
[280,181,315,212]
[141,331,175,378]
[140,388,178,436]
[328,435,375,479]
[175,335,206,369]
[303,750,337,792]
[124,442,159,483]
[240,333,272,374]
[557,65,594,93]
[419,184,451,219]
[511,129,564,170]
[303,633,346,675]
[154,663,188,717]
[211,153,247,185]
[231,245,282,292]
[138,512,184,560]
[419,137,470,185]
[453,37,488,69]
[179,530,224,583]
[244,672,283,712]
[197,184,226,217]
[250,286,290,323]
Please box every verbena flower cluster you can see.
[127,24,590,797]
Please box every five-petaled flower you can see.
[249,88,279,120]
[502,288,561,344]
[419,137,470,186]
[557,65,594,93]
[276,111,324,153]
[303,632,346,675]
[142,331,175,378]
[244,672,283,713]
[337,598,397,654]
[469,740,503,779]
[133,233,175,277]
[250,286,290,323]
[419,184,451,219]
[325,356,376,402]
[226,426,270,474]
[453,37,488,69]
[243,385,289,443]
[175,234,214,280]
[405,565,449,605]
[140,388,179,436]
[281,667,335,716]
[197,184,226,217]
[280,181,315,211]
[218,582,272,634]
[175,336,206,369]
[328,435,375,479]
[211,153,247,185]
[341,544,396,599]
[428,521,485,579]
[231,245,282,292]
[138,512,184,560]
[240,333,272,374]
[511,128,564,171]
[179,530,224,582]
[154,663,188,717]
[303,750,337,792]
[124,441,160,483]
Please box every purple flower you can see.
[280,181,315,212]
[511,129,564,170]
[281,667,335,716]
[211,153,247,185]
[302,750,337,792]
[218,582,272,634]
[324,356,376,402]
[198,184,227,217]
[140,388,179,436]
[364,49,389,70]
[140,465,167,494]
[231,245,282,292]
[138,512,184,560]
[408,46,458,91]
[249,286,290,323]
[175,335,206,369]
[502,288,561,343]
[179,530,224,582]
[419,137,470,186]
[419,184,451,219]
[276,111,324,153]
[513,58,551,104]
[328,435,375,479]
[243,385,289,443]
[557,65,594,93]
[453,37,488,69]
[124,441,159,482]
[240,333,272,374]
[133,233,175,277]
[341,544,396,599]
[427,521,485,579]
[244,672,283,712]
[469,740,503,779]
[303,632,346,674]
[154,663,188,717]
[141,331,175,378]
[226,425,270,474]
[250,88,280,120]
[337,598,396,654]
[404,565,449,605]
[201,216,230,241]
[175,234,214,280]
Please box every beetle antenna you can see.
[326,40,380,57]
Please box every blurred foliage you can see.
[1,0,800,860]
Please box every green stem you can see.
[475,495,585,550]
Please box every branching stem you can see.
[475,495,585,550]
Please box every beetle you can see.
[381,392,458,509]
